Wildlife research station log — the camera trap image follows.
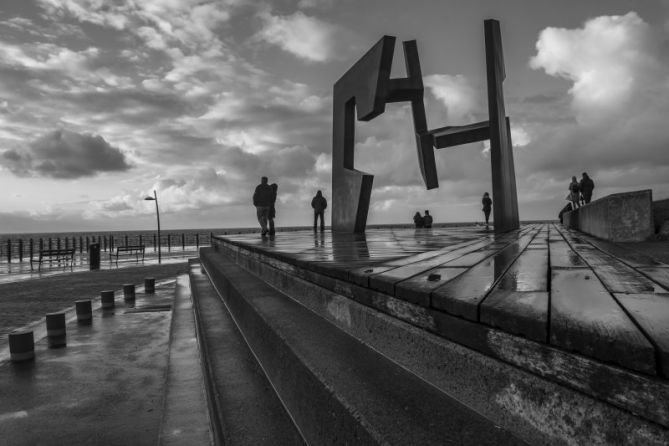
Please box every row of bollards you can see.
[7,277,156,363]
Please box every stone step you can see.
[198,248,525,446]
[189,261,305,446]
[206,237,669,444]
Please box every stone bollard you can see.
[75,300,92,325]
[123,284,135,301]
[45,312,66,348]
[100,290,115,311]
[9,331,35,362]
[144,278,155,294]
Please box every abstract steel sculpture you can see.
[331,19,519,234]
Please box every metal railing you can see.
[0,232,213,263]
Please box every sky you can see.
[1,0,669,233]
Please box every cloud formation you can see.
[424,74,482,123]
[520,11,669,204]
[530,12,666,124]
[2,129,131,179]
[2,2,669,232]
[255,10,355,62]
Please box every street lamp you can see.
[144,190,161,264]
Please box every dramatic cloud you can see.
[521,11,669,205]
[85,168,230,219]
[424,74,483,123]
[255,10,355,62]
[530,12,666,124]
[297,0,336,9]
[2,2,668,232]
[0,41,99,77]
[37,0,239,49]
[2,129,131,179]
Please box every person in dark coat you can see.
[253,176,274,236]
[579,172,595,205]
[568,176,580,209]
[311,190,327,232]
[413,212,424,228]
[423,210,433,228]
[482,192,492,226]
[268,183,278,235]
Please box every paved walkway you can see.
[0,275,211,446]
[214,224,669,379]
[0,251,194,285]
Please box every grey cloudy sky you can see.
[0,0,668,232]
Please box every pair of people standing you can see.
[252,176,278,237]
[413,210,433,228]
[568,172,595,209]
[253,177,328,235]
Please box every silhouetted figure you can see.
[423,210,433,228]
[568,176,580,209]
[579,172,594,205]
[482,192,492,226]
[253,176,273,236]
[413,212,425,228]
[311,190,327,232]
[268,183,278,235]
[559,202,573,222]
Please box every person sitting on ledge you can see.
[252,176,274,237]
[559,202,573,222]
[423,210,433,228]
[413,212,424,228]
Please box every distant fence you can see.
[0,232,214,263]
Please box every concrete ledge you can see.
[199,249,525,445]
[159,273,212,446]
[563,189,654,241]
[653,198,669,233]
[201,245,669,445]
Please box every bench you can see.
[110,245,146,264]
[30,249,76,270]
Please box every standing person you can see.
[482,192,492,227]
[413,212,424,228]
[580,172,595,205]
[311,190,327,232]
[568,176,581,209]
[268,183,278,235]
[252,176,274,236]
[423,210,433,228]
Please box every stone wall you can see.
[562,189,654,242]
[653,198,669,232]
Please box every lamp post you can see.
[144,190,161,264]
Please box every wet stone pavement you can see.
[0,251,193,285]
[214,223,669,379]
[0,280,178,445]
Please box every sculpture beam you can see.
[332,37,437,233]
[485,19,519,233]
[331,20,519,234]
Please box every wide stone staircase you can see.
[189,250,526,445]
[188,232,669,445]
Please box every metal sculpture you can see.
[331,19,519,234]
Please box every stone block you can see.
[653,198,669,233]
[563,190,654,242]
